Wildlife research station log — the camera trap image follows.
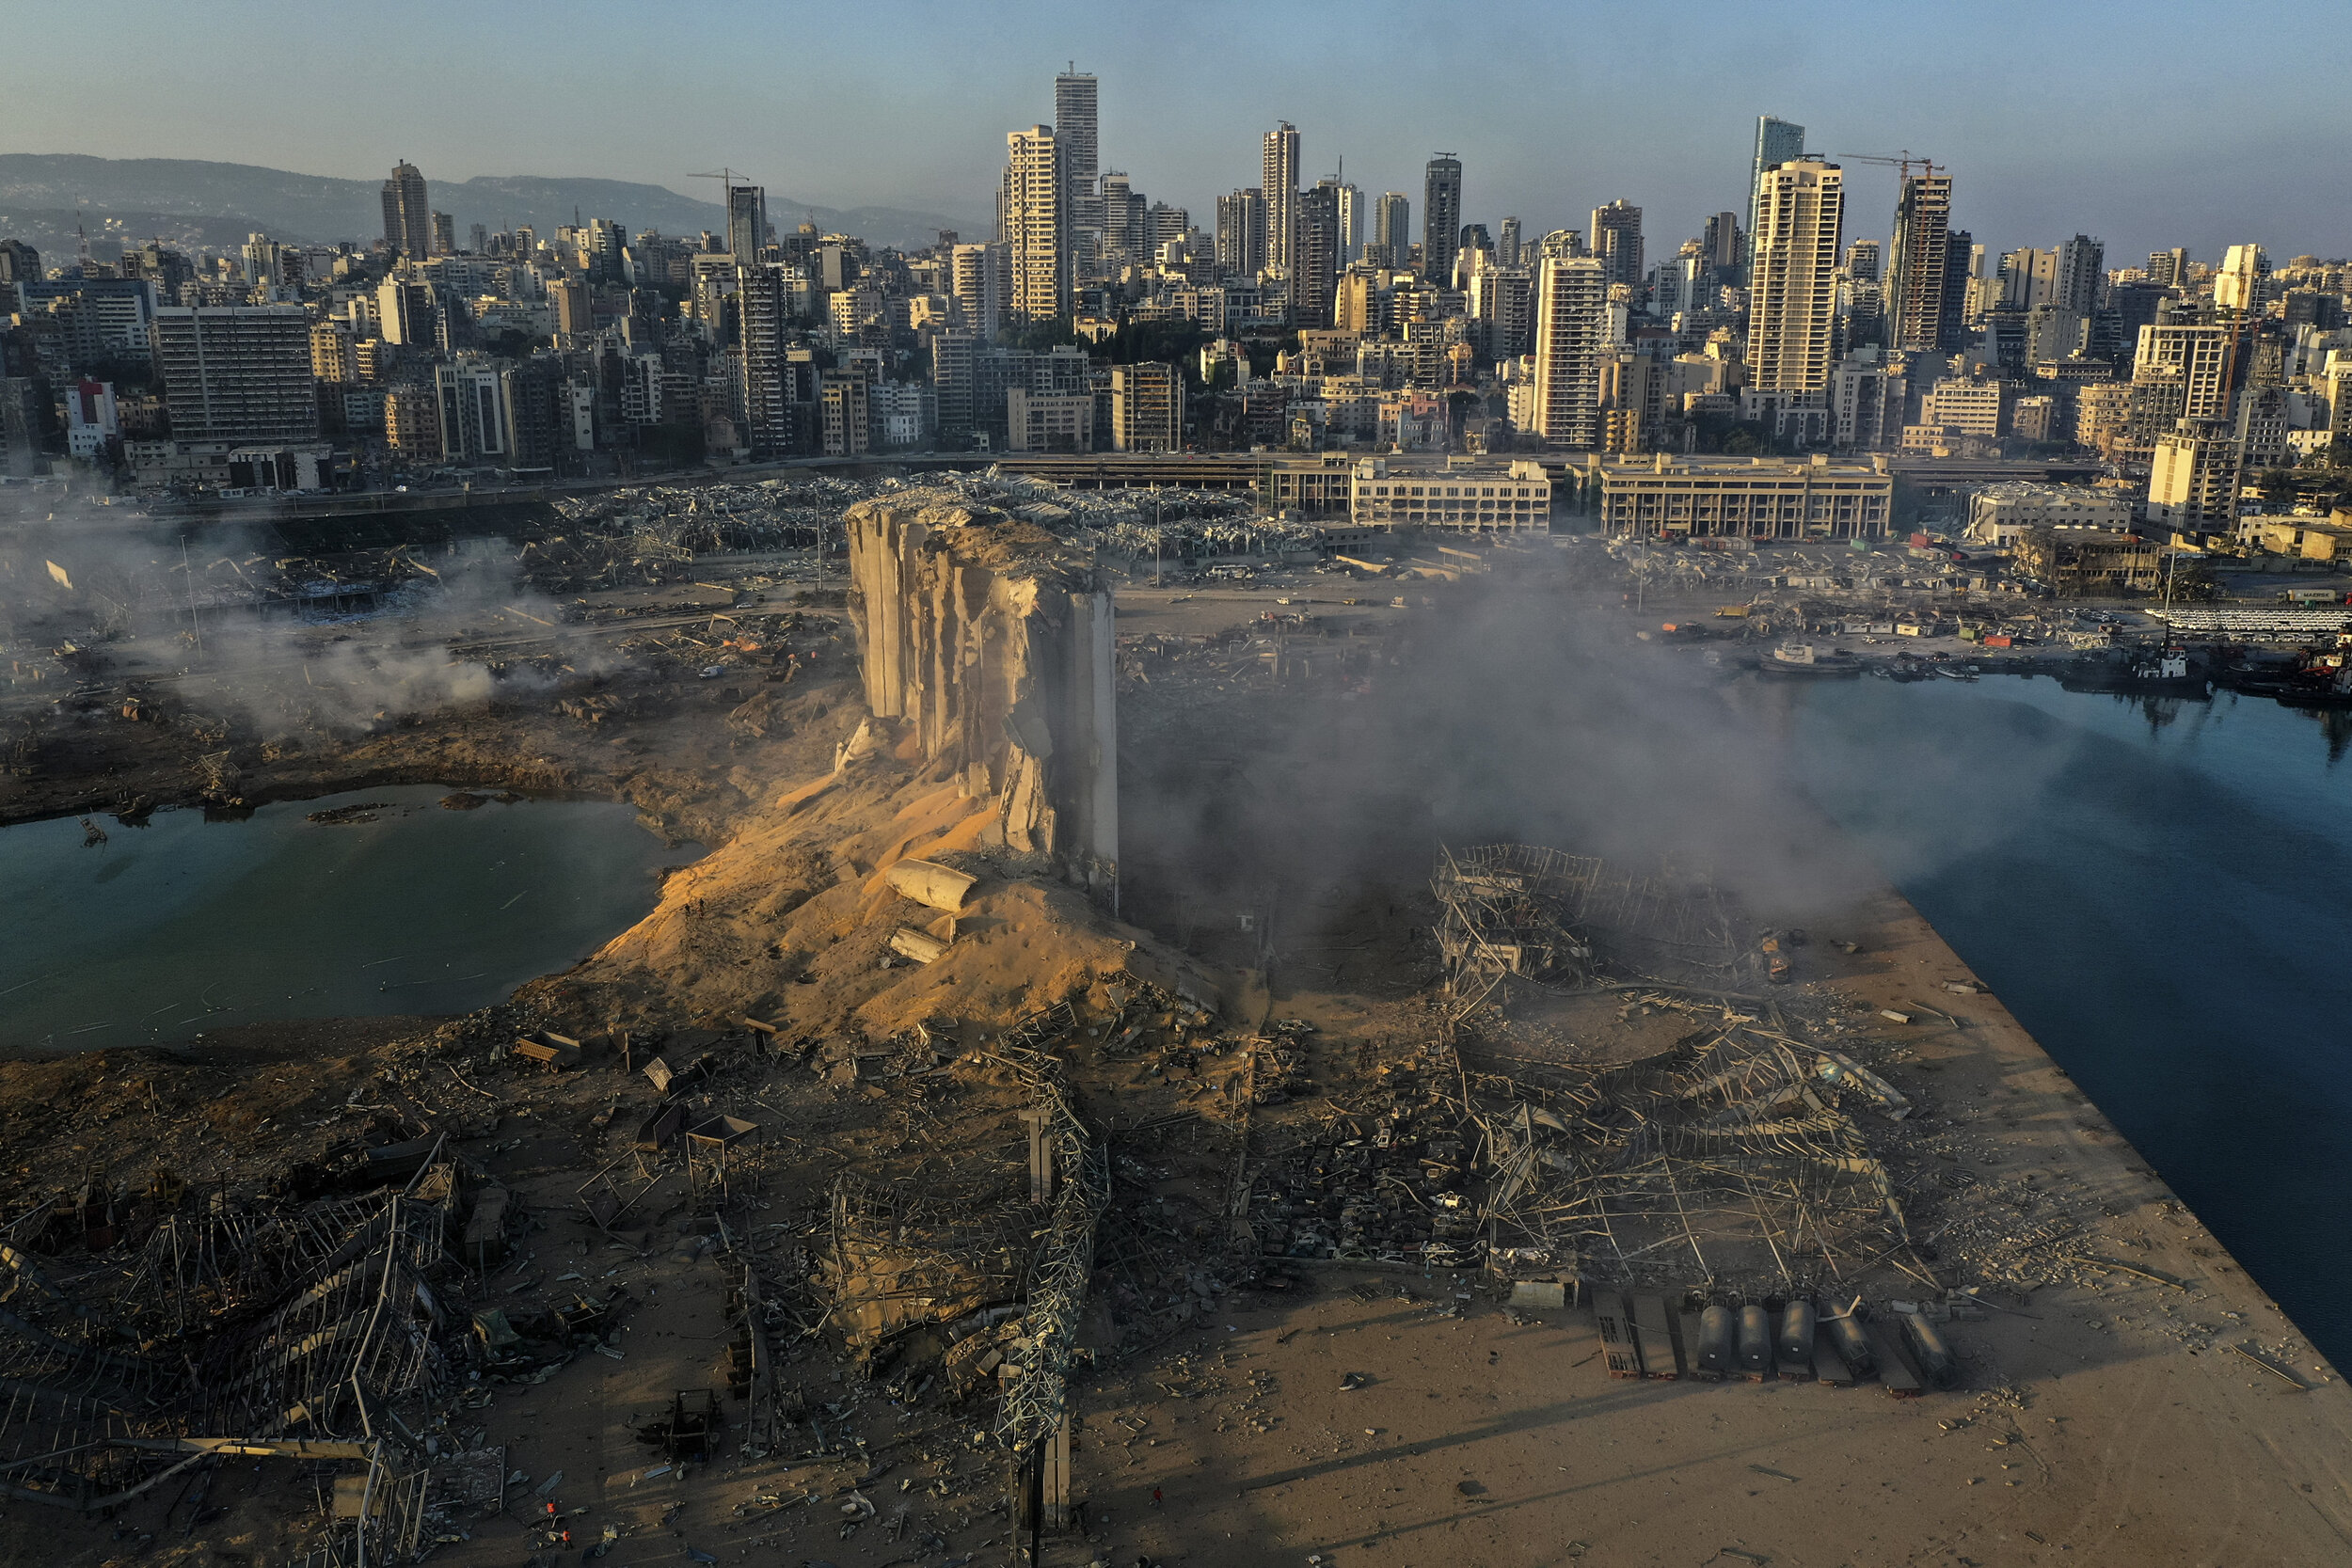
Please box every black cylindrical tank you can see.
[1778,1298,1817,1365]
[1903,1311,1958,1386]
[1737,1304,1772,1374]
[1825,1303,1875,1375]
[1695,1304,1735,1377]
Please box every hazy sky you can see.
[7,0,2346,264]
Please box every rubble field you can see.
[0,477,2345,1568]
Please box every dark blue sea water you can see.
[0,784,693,1051]
[1787,676,2352,1369]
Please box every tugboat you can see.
[2256,651,2352,708]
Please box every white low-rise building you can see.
[1591,451,1894,540]
[1348,456,1553,531]
[1964,482,2133,544]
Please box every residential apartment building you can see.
[2147,418,2244,533]
[1746,160,1843,392]
[1530,255,1608,447]
[380,161,431,258]
[1885,170,1955,352]
[1006,388,1095,451]
[1109,361,1183,451]
[1422,156,1462,282]
[152,305,318,443]
[1001,127,1068,324]
[1263,123,1300,278]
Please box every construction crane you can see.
[1836,150,1942,182]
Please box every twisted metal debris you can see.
[992,1003,1110,1459]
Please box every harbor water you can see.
[0,784,694,1051]
[1786,674,2352,1370]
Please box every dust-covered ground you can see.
[0,523,2344,1568]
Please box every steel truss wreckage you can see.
[818,1000,1109,1565]
[1466,1001,1927,1296]
[1421,844,1931,1297]
[1432,843,1748,1010]
[0,1146,472,1564]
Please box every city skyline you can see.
[2,0,2345,266]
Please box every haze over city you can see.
[4,0,2348,261]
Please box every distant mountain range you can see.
[0,154,985,259]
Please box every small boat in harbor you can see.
[1760,640,1862,678]
[2059,652,2207,697]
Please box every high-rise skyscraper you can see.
[2054,234,2105,318]
[2134,323,2237,420]
[1109,362,1184,451]
[2215,244,2269,312]
[1942,227,1974,354]
[1498,216,1521,268]
[1294,184,1342,328]
[1746,161,1844,392]
[1885,167,1955,352]
[548,277,591,339]
[1470,265,1533,357]
[1371,193,1409,267]
[1216,189,1268,277]
[1263,123,1300,277]
[726,184,768,267]
[1844,239,1881,281]
[242,232,284,287]
[950,243,1008,339]
[1590,200,1645,291]
[1422,155,1463,282]
[1531,254,1607,446]
[1055,69,1102,280]
[2147,248,2189,288]
[380,161,430,258]
[1702,213,1742,281]
[1747,118,1806,252]
[1000,127,1068,324]
[1319,178,1363,265]
[1054,71,1099,200]
[738,261,800,457]
[0,240,39,287]
[1101,171,1136,261]
[932,329,977,441]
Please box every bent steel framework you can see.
[0,1152,457,1563]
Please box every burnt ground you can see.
[0,548,2345,1567]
